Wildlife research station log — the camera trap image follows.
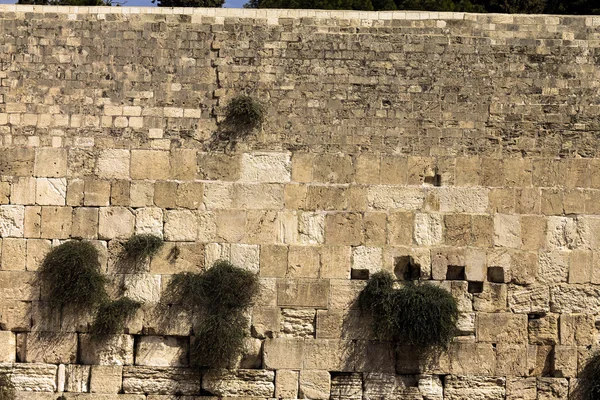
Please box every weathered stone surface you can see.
[0,330,16,362]
[264,338,304,370]
[537,378,568,400]
[275,369,299,399]
[477,313,527,344]
[90,365,123,393]
[330,372,362,400]
[65,364,91,392]
[96,149,130,180]
[35,178,66,206]
[34,148,67,178]
[202,369,274,397]
[550,284,600,313]
[122,274,161,303]
[98,207,134,239]
[240,152,291,183]
[280,308,315,338]
[436,188,489,213]
[0,205,25,237]
[131,150,170,180]
[444,375,505,400]
[367,186,424,211]
[122,366,201,395]
[363,373,421,400]
[299,370,330,399]
[164,210,197,241]
[0,363,57,392]
[277,279,329,308]
[135,207,163,237]
[135,336,188,367]
[17,332,77,364]
[506,377,536,400]
[80,334,135,365]
[414,213,443,246]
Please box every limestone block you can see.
[150,242,204,274]
[465,248,486,282]
[509,251,538,285]
[65,364,91,392]
[169,149,197,180]
[0,363,57,392]
[506,377,536,400]
[135,207,163,237]
[281,308,315,338]
[153,181,177,209]
[122,274,161,303]
[287,245,320,278]
[538,251,569,284]
[130,181,154,207]
[203,182,234,209]
[471,214,493,247]
[71,207,99,239]
[0,148,34,177]
[135,336,188,367]
[367,186,424,211]
[96,149,130,180]
[84,179,111,207]
[17,332,77,363]
[303,339,354,372]
[98,207,134,239]
[330,372,362,400]
[325,213,363,245]
[456,312,475,336]
[431,248,465,280]
[215,210,246,243]
[355,153,380,184]
[230,243,260,273]
[36,178,66,205]
[275,370,299,399]
[444,214,470,246]
[353,341,396,373]
[175,182,203,209]
[66,179,84,207]
[244,209,280,244]
[131,150,170,180]
[436,187,489,213]
[90,365,123,393]
[292,153,314,182]
[553,345,577,377]
[198,152,241,181]
[329,280,365,309]
[298,212,325,245]
[1,238,26,270]
[251,307,280,339]
[477,313,527,343]
[388,212,414,246]
[233,183,284,209]
[418,375,443,400]
[528,313,558,345]
[0,271,38,301]
[239,337,262,369]
[0,300,31,331]
[444,375,505,400]
[509,285,550,314]
[111,180,130,207]
[569,250,592,283]
[40,206,72,239]
[240,152,291,183]
[0,330,16,362]
[312,153,354,184]
[122,366,201,395]
[521,216,547,250]
[0,205,25,237]
[363,373,420,400]
[494,214,521,249]
[546,216,589,250]
[34,148,67,178]
[495,344,528,376]
[80,334,135,365]
[363,212,386,245]
[351,246,382,275]
[277,279,329,308]
[259,244,288,278]
[202,369,275,397]
[413,213,443,246]
[559,314,595,346]
[320,245,351,279]
[299,370,330,399]
[473,282,508,312]
[537,378,568,400]
[197,211,216,242]
[10,177,36,205]
[141,303,192,337]
[263,337,304,369]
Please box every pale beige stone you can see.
[84,179,111,206]
[0,300,31,331]
[264,337,304,369]
[203,182,234,209]
[0,363,57,392]
[538,251,569,284]
[277,279,329,308]
[303,338,354,371]
[436,187,489,213]
[276,370,299,399]
[367,186,424,211]
[122,366,201,395]
[35,178,66,205]
[96,149,130,179]
[98,207,134,239]
[444,375,505,400]
[34,148,67,178]
[0,330,16,362]
[10,177,36,205]
[299,370,330,399]
[18,332,77,363]
[131,150,170,180]
[494,214,521,248]
[136,336,188,367]
[1,238,26,270]
[287,245,320,278]
[298,211,325,245]
[537,378,568,400]
[281,308,315,338]
[351,246,382,275]
[130,181,155,207]
[164,210,197,241]
[202,369,274,397]
[150,242,204,274]
[553,345,577,377]
[230,243,260,273]
[465,248,486,282]
[215,210,246,243]
[0,271,38,301]
[71,207,98,239]
[233,183,284,209]
[496,344,528,376]
[477,313,527,343]
[122,274,161,303]
[175,181,203,209]
[65,364,91,392]
[413,213,443,246]
[320,245,351,279]
[240,152,291,183]
[40,206,72,239]
[90,365,123,394]
[135,207,163,237]
[80,334,135,365]
[170,149,197,180]
[506,377,536,400]
[547,216,590,250]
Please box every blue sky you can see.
[0,0,247,7]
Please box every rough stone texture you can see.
[444,375,505,400]
[17,332,77,364]
[135,336,188,367]
[90,365,123,394]
[0,363,57,392]
[122,366,201,395]
[202,369,275,397]
[299,370,331,399]
[80,334,135,366]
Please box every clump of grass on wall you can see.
[0,372,15,400]
[225,95,264,132]
[166,260,259,368]
[38,241,107,310]
[357,271,458,350]
[118,234,164,272]
[573,351,600,400]
[90,297,141,338]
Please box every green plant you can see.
[0,372,15,400]
[573,351,600,400]
[90,297,141,338]
[119,234,164,272]
[38,241,107,310]
[357,271,458,350]
[225,95,264,131]
[166,260,259,367]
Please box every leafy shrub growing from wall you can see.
[0,372,15,400]
[118,234,164,272]
[90,297,142,338]
[357,271,458,349]
[211,95,265,150]
[573,351,600,399]
[166,260,259,367]
[38,241,107,310]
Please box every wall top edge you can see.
[0,4,597,23]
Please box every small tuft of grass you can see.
[0,372,15,400]
[38,241,107,310]
[118,234,164,272]
[90,297,142,338]
[166,260,259,368]
[225,95,264,131]
[573,351,600,399]
[357,271,458,350]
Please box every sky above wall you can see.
[0,0,247,8]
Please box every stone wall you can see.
[0,4,600,399]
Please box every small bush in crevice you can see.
[166,260,259,368]
[117,234,164,272]
[90,297,142,338]
[38,241,107,310]
[357,271,458,350]
[209,95,265,151]
[0,372,15,400]
[573,351,600,400]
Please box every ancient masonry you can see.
[0,4,599,399]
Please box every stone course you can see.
[0,4,599,399]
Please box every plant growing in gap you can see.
[573,351,600,400]
[90,297,142,338]
[38,241,107,311]
[166,260,260,367]
[0,372,15,400]
[210,94,265,151]
[118,234,164,272]
[357,271,458,350]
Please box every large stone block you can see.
[0,271,38,301]
[98,207,134,239]
[436,187,489,213]
[65,364,91,392]
[299,370,330,399]
[35,178,66,206]
[84,179,111,207]
[1,237,26,271]
[263,338,304,370]
[202,369,275,397]
[122,366,201,395]
[80,334,135,365]
[150,242,204,274]
[367,186,424,211]
[10,177,36,205]
[17,332,77,364]
[477,313,527,344]
[325,213,363,245]
[90,365,123,394]
[34,148,67,178]
[233,183,284,209]
[281,308,316,338]
[71,207,99,239]
[96,149,130,179]
[134,207,163,237]
[277,279,329,308]
[275,370,299,399]
[135,336,188,367]
[0,205,25,237]
[131,150,170,180]
[287,245,320,278]
[0,148,35,176]
[0,330,16,362]
[240,152,291,183]
[414,213,443,246]
[0,363,57,392]
[444,375,505,400]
